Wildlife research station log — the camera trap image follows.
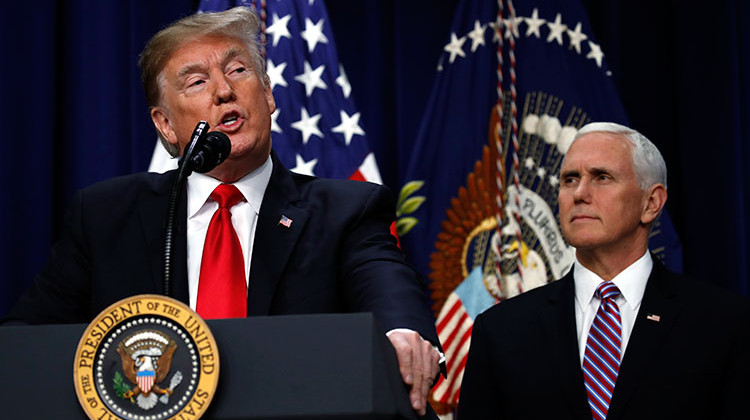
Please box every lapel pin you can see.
[279,215,293,228]
[646,313,661,322]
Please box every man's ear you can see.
[150,107,178,146]
[264,83,276,115]
[641,184,667,225]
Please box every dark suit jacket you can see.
[457,261,749,419]
[6,152,439,346]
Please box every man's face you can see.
[558,132,649,254]
[151,35,275,172]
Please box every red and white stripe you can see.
[348,152,382,184]
[431,292,475,404]
[582,282,622,420]
[137,372,155,394]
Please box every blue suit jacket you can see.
[457,261,749,419]
[7,152,439,346]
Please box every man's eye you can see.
[232,67,246,74]
[189,79,205,87]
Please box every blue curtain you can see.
[1,0,747,316]
[0,0,196,314]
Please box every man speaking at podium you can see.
[5,7,441,416]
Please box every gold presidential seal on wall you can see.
[73,295,219,420]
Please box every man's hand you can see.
[387,330,441,416]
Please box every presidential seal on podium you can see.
[73,295,219,420]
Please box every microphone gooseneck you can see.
[163,121,232,297]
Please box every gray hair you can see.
[138,7,268,157]
[574,122,667,190]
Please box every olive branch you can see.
[396,181,426,236]
[113,371,131,399]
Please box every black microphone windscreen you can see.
[191,131,231,173]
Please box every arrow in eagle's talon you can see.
[159,371,184,404]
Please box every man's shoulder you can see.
[81,171,175,198]
[291,172,382,192]
[656,266,748,314]
[289,172,392,204]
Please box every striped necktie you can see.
[582,281,622,420]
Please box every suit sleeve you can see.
[457,311,502,419]
[337,183,439,346]
[3,190,92,324]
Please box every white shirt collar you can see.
[186,155,273,218]
[573,251,652,312]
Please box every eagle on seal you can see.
[116,331,177,410]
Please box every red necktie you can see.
[196,184,247,319]
[582,281,622,420]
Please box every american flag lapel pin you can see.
[279,215,293,228]
[646,313,661,322]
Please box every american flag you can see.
[278,214,292,227]
[431,268,496,405]
[151,0,382,186]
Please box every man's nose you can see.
[572,179,591,202]
[214,76,235,104]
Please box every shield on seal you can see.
[137,369,156,394]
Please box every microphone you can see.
[181,121,231,173]
[189,131,231,173]
[163,121,231,298]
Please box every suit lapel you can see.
[538,273,592,419]
[607,261,680,419]
[246,153,309,315]
[138,171,190,305]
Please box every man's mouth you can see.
[222,116,238,126]
[218,111,241,129]
[571,215,596,222]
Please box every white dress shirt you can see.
[185,156,273,310]
[574,251,652,364]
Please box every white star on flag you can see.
[567,22,588,54]
[291,154,318,176]
[525,8,545,38]
[332,111,365,145]
[467,20,486,52]
[300,17,329,53]
[490,16,503,42]
[444,33,467,63]
[267,59,288,89]
[294,61,327,97]
[266,13,292,47]
[586,41,604,67]
[546,13,567,45]
[504,16,521,39]
[291,107,323,145]
[271,109,282,134]
[336,64,352,98]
